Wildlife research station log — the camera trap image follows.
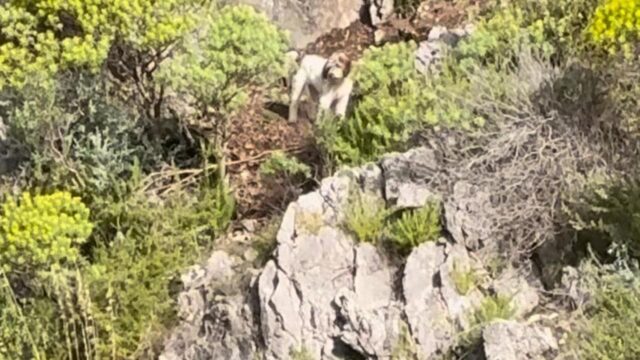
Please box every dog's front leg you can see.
[317,93,335,121]
[288,71,306,123]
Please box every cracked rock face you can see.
[228,0,364,48]
[258,168,404,359]
[403,241,485,358]
[160,251,259,360]
[482,321,558,360]
[163,146,553,359]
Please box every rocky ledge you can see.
[160,146,568,360]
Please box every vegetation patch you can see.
[386,203,442,254]
[343,191,391,244]
[451,262,480,296]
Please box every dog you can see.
[288,51,354,123]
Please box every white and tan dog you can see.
[288,51,354,123]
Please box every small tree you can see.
[156,4,289,173]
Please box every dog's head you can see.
[322,51,352,83]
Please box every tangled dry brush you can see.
[413,52,640,265]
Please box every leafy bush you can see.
[472,295,515,325]
[343,191,390,244]
[387,203,441,254]
[0,0,209,89]
[571,267,640,359]
[289,345,314,360]
[86,184,233,358]
[391,321,419,360]
[260,151,311,179]
[458,294,515,350]
[156,4,289,157]
[588,0,640,57]
[566,176,640,261]
[0,192,93,273]
[318,42,426,165]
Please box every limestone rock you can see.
[333,244,403,358]
[483,321,558,360]
[380,147,441,209]
[162,146,554,360]
[403,241,455,358]
[404,241,488,358]
[369,0,395,26]
[492,268,542,318]
[444,181,494,250]
[228,0,365,48]
[258,175,402,359]
[160,251,259,360]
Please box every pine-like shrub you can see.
[387,203,441,254]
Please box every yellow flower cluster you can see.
[0,191,93,272]
[0,0,205,89]
[588,0,640,57]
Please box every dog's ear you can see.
[342,56,352,77]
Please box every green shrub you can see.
[260,151,311,179]
[391,321,419,360]
[0,191,93,273]
[0,72,152,209]
[566,176,640,261]
[472,295,515,325]
[253,216,282,266]
[458,294,515,350]
[572,268,640,359]
[0,0,209,89]
[587,0,640,57]
[387,203,441,254]
[318,42,427,165]
[289,345,314,360]
[451,263,480,295]
[457,8,541,65]
[87,185,233,358]
[343,191,390,244]
[156,4,289,159]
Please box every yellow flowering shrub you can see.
[0,0,208,89]
[0,191,93,272]
[588,0,640,57]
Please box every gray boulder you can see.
[404,241,485,358]
[160,251,259,360]
[483,320,558,360]
[444,181,494,251]
[257,169,404,359]
[380,147,442,209]
[227,0,365,48]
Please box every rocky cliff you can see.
[160,146,565,360]
[225,0,395,48]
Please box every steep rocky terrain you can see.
[160,145,568,359]
[157,9,586,359]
